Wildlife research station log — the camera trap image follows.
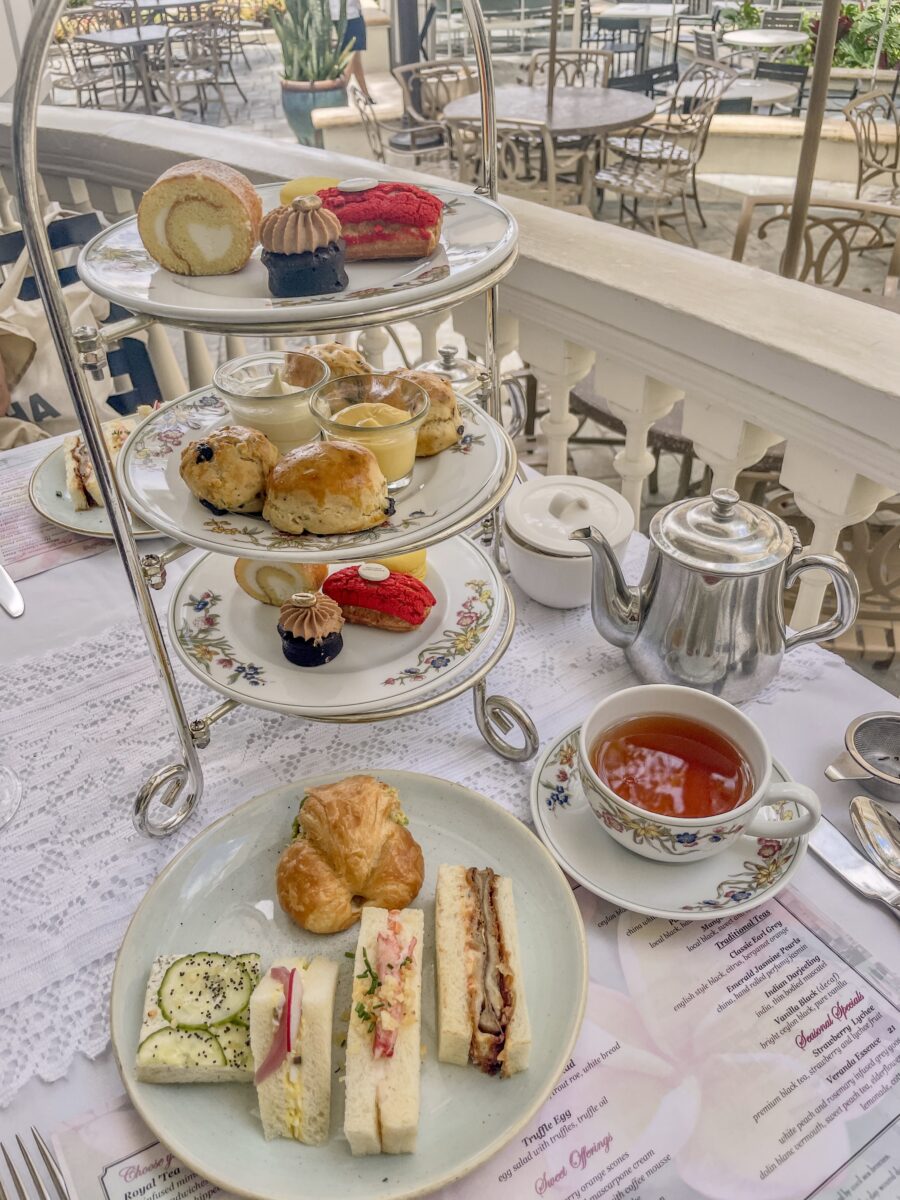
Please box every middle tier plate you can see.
[168,536,505,716]
[119,388,515,561]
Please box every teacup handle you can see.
[744,783,821,840]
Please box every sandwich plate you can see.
[117,389,514,562]
[110,771,588,1200]
[530,726,808,921]
[167,536,506,716]
[77,184,517,333]
[28,442,158,540]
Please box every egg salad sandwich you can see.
[250,956,339,1145]
[435,864,531,1077]
[63,412,144,510]
[344,907,424,1155]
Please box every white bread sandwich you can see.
[250,957,339,1145]
[63,413,144,510]
[135,952,260,1083]
[344,907,424,1155]
[435,864,531,1077]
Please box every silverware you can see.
[574,488,859,703]
[0,566,24,619]
[850,795,900,882]
[0,1129,69,1200]
[808,816,900,919]
[826,711,900,802]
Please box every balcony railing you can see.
[1,102,899,630]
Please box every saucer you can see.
[529,726,808,920]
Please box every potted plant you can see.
[269,0,353,146]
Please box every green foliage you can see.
[268,0,353,82]
[769,0,900,69]
[721,0,761,31]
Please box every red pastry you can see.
[323,564,436,631]
[317,183,443,262]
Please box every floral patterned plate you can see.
[29,442,158,540]
[78,184,517,334]
[118,389,514,563]
[529,727,808,920]
[167,534,505,716]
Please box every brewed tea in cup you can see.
[590,714,754,820]
[578,684,821,863]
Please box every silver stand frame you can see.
[12,0,538,837]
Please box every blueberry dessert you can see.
[277,591,345,668]
[178,425,279,516]
[259,195,348,299]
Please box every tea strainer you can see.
[825,712,900,803]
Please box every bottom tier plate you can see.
[168,536,506,718]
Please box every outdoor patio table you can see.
[665,75,800,109]
[588,3,689,70]
[75,25,170,111]
[443,84,657,137]
[1,430,897,1195]
[722,26,809,68]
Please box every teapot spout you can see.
[571,525,641,649]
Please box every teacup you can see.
[578,684,821,863]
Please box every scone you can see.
[180,425,279,515]
[234,559,329,605]
[137,159,262,277]
[385,369,463,456]
[286,342,371,382]
[262,439,392,535]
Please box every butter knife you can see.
[809,817,900,919]
[0,564,24,618]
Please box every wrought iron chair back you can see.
[669,59,736,130]
[392,58,477,124]
[349,80,387,162]
[843,90,900,199]
[731,194,900,291]
[526,48,613,88]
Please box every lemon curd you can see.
[334,402,418,484]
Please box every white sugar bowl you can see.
[502,475,634,609]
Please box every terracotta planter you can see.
[281,77,347,148]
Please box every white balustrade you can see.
[2,104,899,630]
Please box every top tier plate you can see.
[77,184,518,334]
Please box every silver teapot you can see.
[572,488,859,703]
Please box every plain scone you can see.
[386,369,463,456]
[262,438,389,535]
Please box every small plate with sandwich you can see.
[111,771,587,1200]
[29,416,158,540]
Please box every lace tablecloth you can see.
[0,535,840,1108]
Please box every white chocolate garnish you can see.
[358,563,390,582]
[337,177,378,192]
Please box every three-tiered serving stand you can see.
[13,0,539,838]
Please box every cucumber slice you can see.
[235,954,261,985]
[137,1028,226,1069]
[157,953,253,1029]
[215,1020,253,1071]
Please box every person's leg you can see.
[348,51,373,101]
[341,16,372,102]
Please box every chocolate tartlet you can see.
[260,195,348,298]
[277,590,345,667]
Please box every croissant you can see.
[276,775,425,934]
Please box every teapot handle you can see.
[784,553,860,653]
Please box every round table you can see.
[666,76,800,109]
[443,85,657,137]
[722,27,808,67]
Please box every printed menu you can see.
[0,439,108,580]
[52,889,899,1200]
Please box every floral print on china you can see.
[383,579,494,687]
[176,590,266,687]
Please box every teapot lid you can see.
[651,488,794,574]
[504,475,634,558]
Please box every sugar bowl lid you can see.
[650,488,794,574]
[504,475,634,558]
